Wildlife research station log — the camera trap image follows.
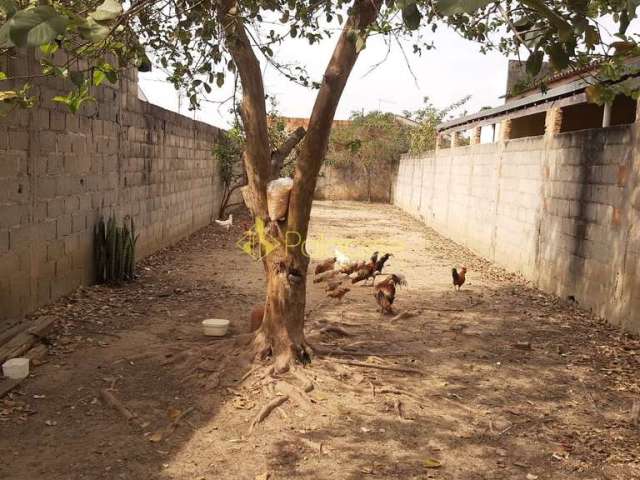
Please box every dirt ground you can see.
[1,200,639,480]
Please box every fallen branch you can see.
[249,395,289,433]
[324,349,416,357]
[332,360,424,375]
[100,389,142,427]
[319,325,353,337]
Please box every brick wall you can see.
[0,51,224,323]
[394,125,640,333]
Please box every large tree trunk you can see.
[220,0,382,372]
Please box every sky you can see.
[137,25,515,129]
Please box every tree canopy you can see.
[0,0,638,114]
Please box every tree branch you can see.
[218,0,270,218]
[287,0,383,238]
[270,126,306,179]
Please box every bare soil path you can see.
[1,201,639,480]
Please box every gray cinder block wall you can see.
[0,51,224,323]
[394,125,640,333]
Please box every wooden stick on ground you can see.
[249,395,289,433]
[332,359,424,375]
[100,389,142,426]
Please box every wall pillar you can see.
[602,102,612,127]
[500,119,512,141]
[470,126,482,145]
[545,107,563,138]
[451,131,461,148]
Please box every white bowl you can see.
[202,319,230,337]
[2,357,30,379]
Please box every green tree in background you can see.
[326,111,410,201]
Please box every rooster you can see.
[351,251,379,285]
[314,257,336,275]
[215,213,233,231]
[374,253,392,274]
[374,274,407,315]
[327,286,350,301]
[452,267,467,291]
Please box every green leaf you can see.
[402,2,422,30]
[436,0,492,15]
[40,42,58,55]
[89,0,123,22]
[0,0,17,18]
[93,69,106,86]
[216,72,224,87]
[546,43,569,70]
[77,17,110,42]
[0,72,6,80]
[9,6,69,47]
[526,50,544,76]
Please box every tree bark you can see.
[270,126,306,179]
[219,0,382,373]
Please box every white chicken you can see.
[215,213,233,231]
[334,248,350,267]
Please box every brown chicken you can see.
[325,278,344,292]
[374,274,407,314]
[351,251,379,285]
[314,257,336,275]
[452,267,467,291]
[249,304,264,332]
[327,286,350,301]
[339,260,365,275]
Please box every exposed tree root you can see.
[332,359,424,375]
[249,395,289,433]
[276,381,313,409]
[318,325,353,337]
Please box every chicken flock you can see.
[313,248,467,315]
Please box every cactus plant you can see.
[94,214,139,284]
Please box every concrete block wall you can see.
[314,163,395,202]
[394,125,640,333]
[0,51,223,322]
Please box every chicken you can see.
[339,260,365,275]
[327,286,350,301]
[452,267,467,291]
[351,251,379,285]
[335,248,350,266]
[374,253,392,274]
[325,278,344,292]
[374,274,407,315]
[249,304,264,332]
[215,213,233,231]
[314,257,337,275]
